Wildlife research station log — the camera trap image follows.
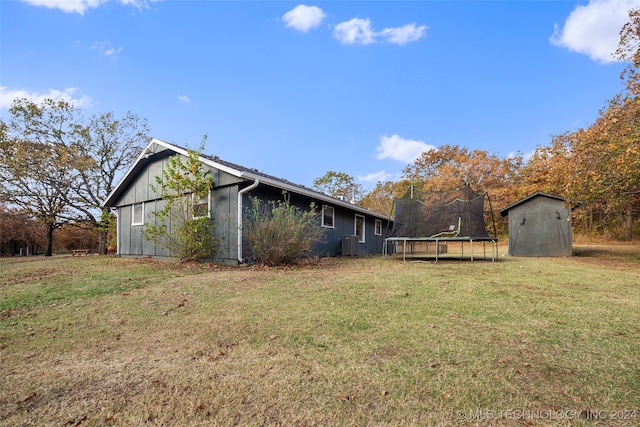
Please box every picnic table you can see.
[71,249,91,256]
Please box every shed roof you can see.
[103,138,390,220]
[499,192,565,218]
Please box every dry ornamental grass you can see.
[1,245,639,426]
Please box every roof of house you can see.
[103,138,390,220]
[499,192,565,217]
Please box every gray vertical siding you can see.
[243,186,392,258]
[111,151,391,263]
[112,153,245,263]
[119,204,132,255]
[211,185,238,262]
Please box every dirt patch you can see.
[0,267,74,287]
[572,244,640,271]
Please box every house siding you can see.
[212,184,239,262]
[111,154,244,262]
[243,186,390,258]
[106,141,393,264]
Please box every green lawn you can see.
[1,246,639,426]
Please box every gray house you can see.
[102,138,392,264]
[500,192,572,257]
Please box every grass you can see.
[1,246,639,426]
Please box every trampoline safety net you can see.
[390,184,496,239]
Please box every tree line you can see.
[320,10,640,241]
[0,205,100,256]
[2,10,640,255]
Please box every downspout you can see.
[110,207,120,257]
[237,178,260,263]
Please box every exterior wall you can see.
[111,151,392,263]
[507,196,572,257]
[211,184,239,263]
[117,192,175,259]
[316,205,388,256]
[244,186,392,258]
[112,153,243,264]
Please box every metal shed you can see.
[500,192,572,257]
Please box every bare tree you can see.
[72,111,149,253]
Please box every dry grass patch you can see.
[1,248,639,426]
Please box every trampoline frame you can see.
[383,236,499,262]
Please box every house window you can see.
[193,192,210,219]
[322,205,334,228]
[375,219,382,236]
[355,214,365,243]
[132,202,144,226]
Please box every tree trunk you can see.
[45,224,54,256]
[99,209,115,255]
[99,229,108,255]
[625,206,634,241]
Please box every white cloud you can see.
[19,0,158,15]
[281,5,426,45]
[119,0,156,10]
[376,134,436,164]
[91,41,123,58]
[178,95,191,103]
[282,5,326,33]
[0,87,93,109]
[20,0,106,14]
[357,170,392,183]
[550,0,640,63]
[380,23,428,45]
[333,18,426,46]
[333,18,377,45]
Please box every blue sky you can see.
[1,0,637,191]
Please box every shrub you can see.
[144,142,217,261]
[243,197,324,266]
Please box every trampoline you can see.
[383,184,499,262]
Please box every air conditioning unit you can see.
[342,235,359,256]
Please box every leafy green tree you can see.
[243,197,325,266]
[143,141,217,260]
[313,171,363,202]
